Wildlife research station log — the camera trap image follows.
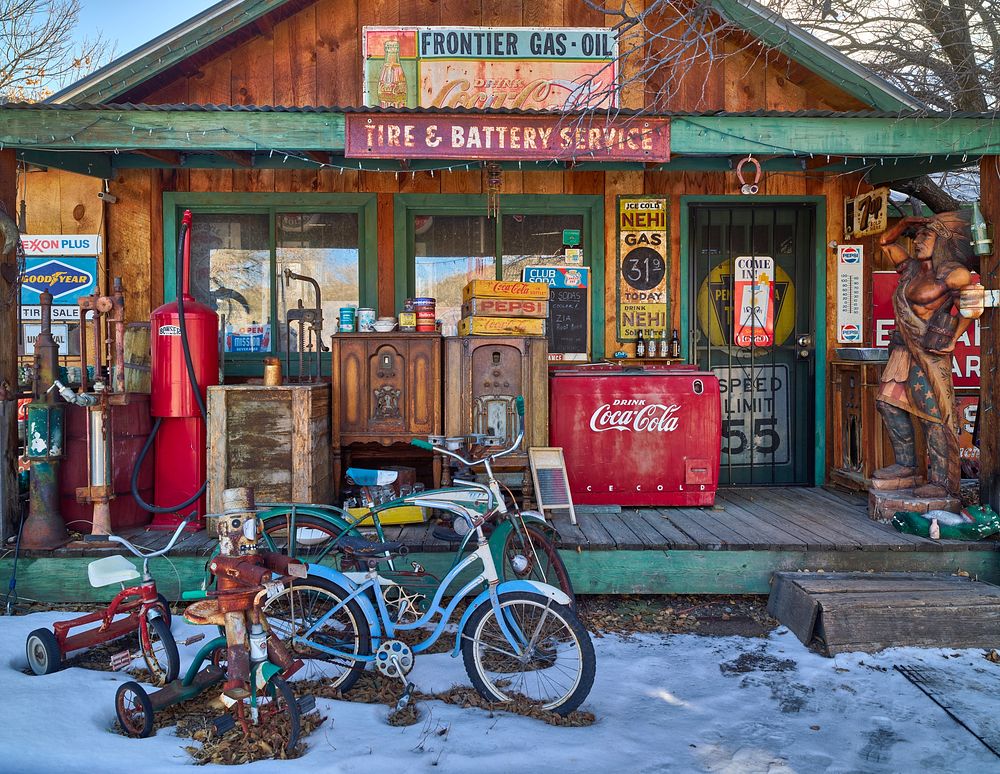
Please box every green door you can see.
[690,204,816,485]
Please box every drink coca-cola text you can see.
[589,399,680,433]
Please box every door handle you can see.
[796,334,813,360]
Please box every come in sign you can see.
[732,256,774,348]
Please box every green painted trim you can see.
[392,193,605,358]
[6,109,1000,160]
[867,155,984,185]
[710,0,920,111]
[54,0,290,104]
[679,196,827,483]
[670,116,1000,156]
[162,192,378,374]
[5,546,998,601]
[1,108,347,151]
[16,150,112,178]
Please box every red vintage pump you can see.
[133,210,219,530]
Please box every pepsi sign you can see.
[20,257,98,305]
[839,323,862,342]
[839,246,862,264]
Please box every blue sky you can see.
[77,1,214,58]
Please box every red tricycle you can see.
[25,518,191,685]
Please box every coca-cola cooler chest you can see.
[549,364,721,506]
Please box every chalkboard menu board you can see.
[522,266,590,360]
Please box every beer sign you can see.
[616,196,668,342]
[732,256,774,347]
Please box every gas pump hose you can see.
[130,217,208,513]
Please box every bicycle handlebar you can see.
[410,395,525,467]
[109,514,193,559]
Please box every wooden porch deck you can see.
[5,488,998,601]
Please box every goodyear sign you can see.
[19,234,100,310]
[20,257,98,306]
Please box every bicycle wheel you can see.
[256,675,301,755]
[501,522,575,605]
[261,577,371,692]
[461,591,595,715]
[260,512,359,566]
[140,615,180,685]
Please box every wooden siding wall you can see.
[26,0,882,481]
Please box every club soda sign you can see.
[589,399,680,432]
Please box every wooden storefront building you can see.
[2,0,1000,598]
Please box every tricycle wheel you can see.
[116,681,154,738]
[155,593,172,627]
[258,675,301,755]
[141,616,180,685]
[25,628,61,676]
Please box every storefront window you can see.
[170,194,375,368]
[501,213,584,281]
[189,214,270,353]
[277,212,360,354]
[414,215,496,335]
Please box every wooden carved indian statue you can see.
[873,211,974,498]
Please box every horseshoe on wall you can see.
[736,156,762,195]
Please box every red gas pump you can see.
[138,210,219,530]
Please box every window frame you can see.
[393,193,605,358]
[163,192,377,375]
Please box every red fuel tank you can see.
[150,294,219,417]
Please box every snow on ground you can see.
[2,610,999,773]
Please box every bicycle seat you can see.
[346,467,399,486]
[335,534,408,560]
[87,555,141,588]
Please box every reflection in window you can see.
[189,214,270,353]
[501,213,584,281]
[277,212,360,355]
[414,215,495,335]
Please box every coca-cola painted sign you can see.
[345,113,670,163]
[363,26,619,111]
[589,400,681,433]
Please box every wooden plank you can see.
[596,513,646,550]
[713,494,819,549]
[705,499,812,550]
[616,510,674,548]
[574,512,617,549]
[376,192,395,315]
[549,512,590,549]
[767,573,820,645]
[785,572,974,594]
[7,545,1000,600]
[635,509,700,550]
[107,169,153,322]
[721,489,863,550]
[659,506,754,549]
[819,591,1000,654]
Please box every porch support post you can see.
[979,155,1000,510]
[0,149,18,541]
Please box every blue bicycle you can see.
[261,493,595,715]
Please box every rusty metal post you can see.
[21,288,69,549]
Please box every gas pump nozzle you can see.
[50,379,99,406]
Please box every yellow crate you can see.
[459,316,546,336]
[347,505,426,526]
[462,280,549,303]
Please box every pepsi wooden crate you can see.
[461,297,548,319]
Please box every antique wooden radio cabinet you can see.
[330,332,443,492]
[443,336,548,497]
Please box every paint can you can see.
[412,297,436,332]
[357,307,376,332]
[338,307,356,332]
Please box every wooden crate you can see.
[207,384,331,515]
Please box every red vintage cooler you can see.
[549,364,721,506]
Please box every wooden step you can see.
[768,571,1000,655]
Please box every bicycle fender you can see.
[452,580,572,656]
[520,510,560,540]
[304,564,383,640]
[488,515,560,569]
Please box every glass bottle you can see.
[377,40,407,108]
[636,329,645,358]
[659,330,669,358]
[670,328,681,358]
